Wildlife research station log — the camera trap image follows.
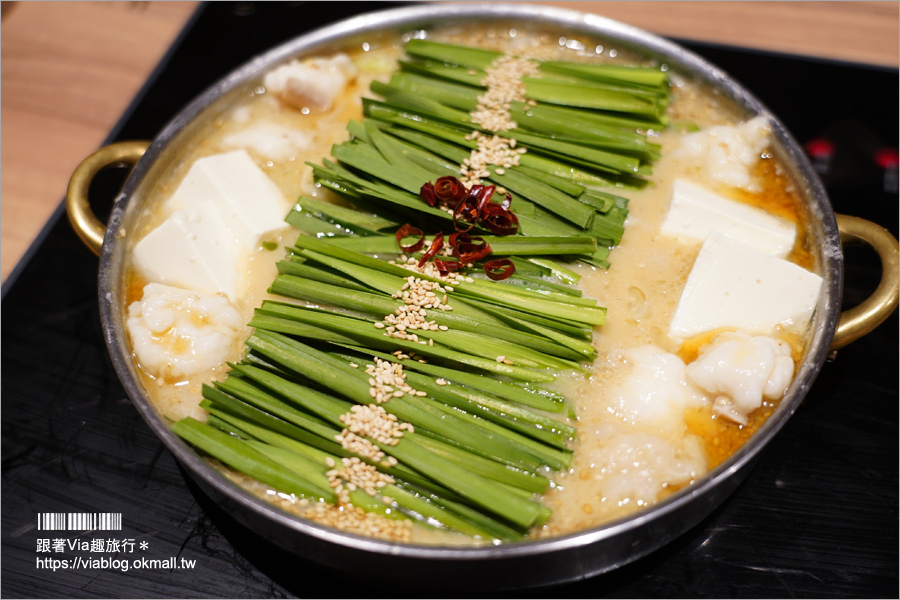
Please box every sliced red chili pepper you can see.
[481,203,520,236]
[418,232,444,268]
[419,182,437,207]
[433,258,463,274]
[452,234,492,263]
[396,224,425,253]
[422,177,519,236]
[469,184,496,214]
[433,176,468,208]
[459,246,493,264]
[484,258,515,281]
[448,231,466,249]
[452,195,480,233]
[449,232,477,252]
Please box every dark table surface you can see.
[2,3,897,598]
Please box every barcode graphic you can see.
[38,513,122,531]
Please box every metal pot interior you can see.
[96,3,842,585]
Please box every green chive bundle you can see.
[171,38,672,542]
[296,39,669,269]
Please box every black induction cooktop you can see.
[2,3,897,598]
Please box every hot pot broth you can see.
[123,24,818,544]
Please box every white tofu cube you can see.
[166,149,289,251]
[132,201,241,301]
[669,232,823,338]
[660,179,796,258]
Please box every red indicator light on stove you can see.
[805,138,834,175]
[874,148,899,195]
[874,148,899,169]
[805,138,834,158]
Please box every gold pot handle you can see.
[66,140,151,256]
[831,213,899,351]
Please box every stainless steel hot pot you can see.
[66,4,899,589]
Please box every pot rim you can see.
[97,2,842,564]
